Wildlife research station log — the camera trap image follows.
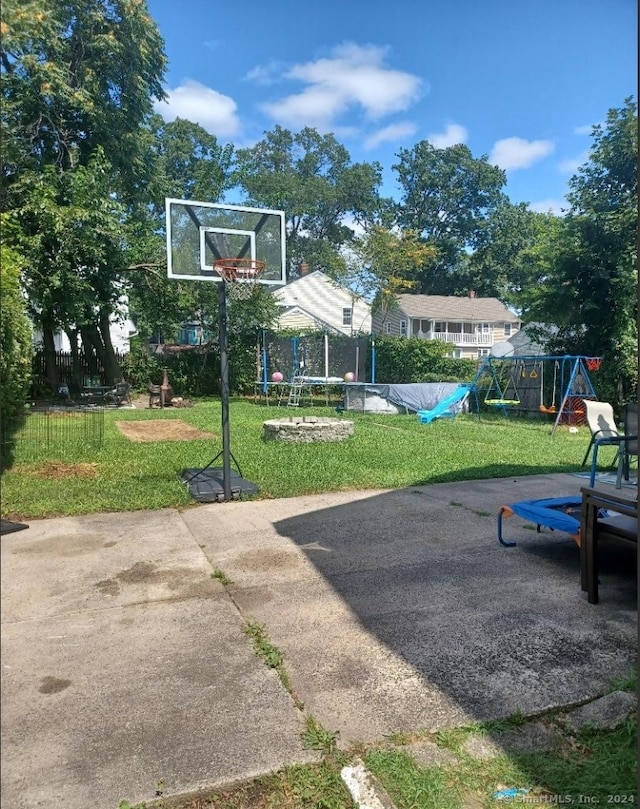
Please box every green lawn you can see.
[1,398,607,520]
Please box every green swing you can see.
[484,362,521,407]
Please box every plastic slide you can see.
[416,384,471,424]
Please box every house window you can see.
[384,322,392,334]
[434,321,445,333]
[478,348,490,357]
[481,323,490,334]
[342,307,352,327]
[504,323,512,337]
[400,320,407,336]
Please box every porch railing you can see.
[417,332,493,345]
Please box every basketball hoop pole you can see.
[218,280,232,500]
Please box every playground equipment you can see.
[166,197,286,501]
[470,355,600,434]
[416,384,471,424]
[497,496,582,547]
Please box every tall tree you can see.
[465,201,558,305]
[393,142,507,294]
[524,99,638,404]
[347,225,437,330]
[124,116,237,346]
[1,0,167,384]
[234,126,385,280]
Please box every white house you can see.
[33,299,138,354]
[372,292,521,360]
[271,269,371,335]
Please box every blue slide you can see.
[416,384,471,424]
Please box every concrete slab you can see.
[0,511,316,809]
[186,475,637,745]
[1,475,636,807]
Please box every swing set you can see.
[471,355,601,434]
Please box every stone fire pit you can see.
[263,416,354,443]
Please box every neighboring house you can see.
[372,292,521,360]
[33,297,138,354]
[271,269,372,336]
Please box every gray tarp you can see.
[344,382,465,414]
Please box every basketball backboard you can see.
[165,198,286,285]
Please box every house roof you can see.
[394,294,520,323]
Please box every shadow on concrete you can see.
[270,473,636,790]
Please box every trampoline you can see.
[497,496,582,547]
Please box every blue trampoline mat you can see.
[498,496,582,547]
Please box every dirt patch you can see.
[20,461,99,479]
[116,420,214,442]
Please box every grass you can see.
[0,397,602,520]
[116,697,637,808]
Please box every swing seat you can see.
[486,398,520,407]
[539,404,556,414]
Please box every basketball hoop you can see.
[586,358,602,372]
[213,258,265,300]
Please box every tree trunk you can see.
[65,328,83,392]
[80,326,104,382]
[41,317,59,389]
[98,310,123,384]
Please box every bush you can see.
[0,244,33,471]
[371,337,476,383]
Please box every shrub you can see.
[371,337,476,383]
[0,243,33,471]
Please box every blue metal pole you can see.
[261,329,268,394]
[371,338,376,384]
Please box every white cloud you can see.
[244,61,286,86]
[154,80,241,138]
[574,123,596,136]
[490,137,555,171]
[529,198,567,215]
[427,123,468,148]
[259,42,422,130]
[558,151,588,173]
[363,121,418,150]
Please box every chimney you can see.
[299,262,309,276]
[468,289,476,298]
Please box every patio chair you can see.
[616,402,638,488]
[581,400,622,483]
[105,381,131,406]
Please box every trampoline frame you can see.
[497,496,582,547]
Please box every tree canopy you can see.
[523,98,638,402]
[234,126,385,279]
[393,141,507,294]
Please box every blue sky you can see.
[147,0,636,215]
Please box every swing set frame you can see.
[470,355,601,434]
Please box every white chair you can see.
[581,400,633,487]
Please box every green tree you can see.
[393,142,507,294]
[234,126,384,279]
[465,202,558,305]
[1,0,167,385]
[124,116,236,346]
[348,225,437,331]
[525,99,638,404]
[0,234,33,470]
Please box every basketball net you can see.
[213,258,265,301]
